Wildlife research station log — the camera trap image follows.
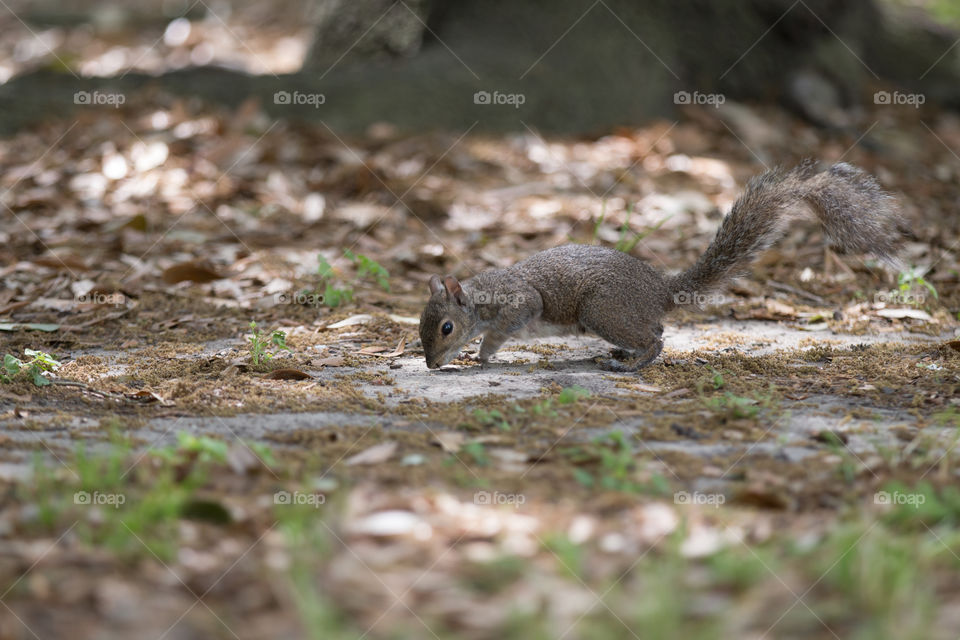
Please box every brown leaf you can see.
[124,390,168,405]
[162,260,223,284]
[626,382,662,393]
[358,345,389,355]
[125,213,149,232]
[432,431,465,453]
[764,299,796,317]
[33,255,89,271]
[220,364,243,379]
[383,335,406,357]
[325,314,372,329]
[263,368,313,380]
[876,308,933,321]
[0,300,31,315]
[315,356,345,367]
[358,336,407,358]
[345,441,398,466]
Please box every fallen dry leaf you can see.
[359,336,406,358]
[345,441,398,466]
[432,431,465,453]
[626,382,662,393]
[348,510,431,538]
[162,260,223,284]
[876,308,934,321]
[124,390,169,405]
[358,345,389,355]
[326,314,373,329]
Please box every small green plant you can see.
[461,441,490,466]
[705,392,760,420]
[248,321,290,366]
[595,431,639,491]
[520,385,591,419]
[592,201,670,253]
[708,367,725,390]
[26,437,218,562]
[933,407,960,429]
[344,249,390,291]
[616,206,670,253]
[557,385,591,404]
[569,431,668,494]
[314,250,391,308]
[170,432,229,463]
[461,555,527,594]
[542,532,584,579]
[525,397,558,418]
[2,349,60,386]
[898,266,938,304]
[592,200,608,243]
[249,441,277,466]
[473,408,511,431]
[316,254,354,308]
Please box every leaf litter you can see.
[0,69,958,639]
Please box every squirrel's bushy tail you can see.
[668,161,903,306]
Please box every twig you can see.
[48,378,164,404]
[765,280,829,306]
[49,378,126,399]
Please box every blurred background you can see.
[2,0,960,132]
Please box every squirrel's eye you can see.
[441,321,453,336]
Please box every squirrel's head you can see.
[419,275,476,369]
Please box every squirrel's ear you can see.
[428,275,444,296]
[443,275,468,307]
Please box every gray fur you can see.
[419,162,904,370]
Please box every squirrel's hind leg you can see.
[596,336,663,372]
[578,297,665,371]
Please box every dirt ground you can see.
[1,26,960,637]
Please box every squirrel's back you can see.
[514,244,670,324]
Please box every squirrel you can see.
[419,161,904,371]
